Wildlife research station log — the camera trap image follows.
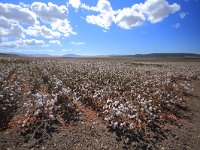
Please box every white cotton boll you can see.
[113,101,119,107]
[135,113,139,117]
[34,109,41,116]
[120,122,126,127]
[23,102,27,107]
[149,106,153,112]
[46,100,51,106]
[93,94,98,99]
[128,114,136,119]
[137,119,141,123]
[35,92,42,99]
[103,110,108,114]
[104,117,110,121]
[153,107,157,111]
[140,107,144,112]
[116,111,122,116]
[113,122,118,128]
[103,105,108,109]
[129,123,134,129]
[49,114,55,120]
[36,101,44,108]
[169,99,175,104]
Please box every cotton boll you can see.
[149,106,153,112]
[140,107,144,112]
[129,123,134,129]
[113,122,118,129]
[128,114,136,119]
[49,114,55,120]
[115,110,122,116]
[34,109,41,116]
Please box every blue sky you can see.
[0,0,199,55]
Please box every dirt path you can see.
[8,67,32,130]
[76,101,101,125]
[6,68,16,85]
[159,80,200,150]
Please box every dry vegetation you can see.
[0,56,200,149]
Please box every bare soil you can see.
[157,80,200,150]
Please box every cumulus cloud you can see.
[84,0,115,30]
[142,0,180,23]
[0,17,12,29]
[0,1,78,51]
[0,39,45,48]
[0,3,38,25]
[79,0,180,30]
[115,7,145,29]
[0,41,19,48]
[22,39,45,46]
[31,2,67,23]
[0,20,25,39]
[51,19,76,37]
[31,2,75,37]
[68,0,81,9]
[25,25,60,38]
[49,40,61,45]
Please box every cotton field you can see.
[0,56,200,149]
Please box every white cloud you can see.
[31,2,67,23]
[21,39,45,46]
[173,23,180,28]
[68,0,81,9]
[115,7,145,29]
[51,19,76,37]
[80,0,180,30]
[179,12,188,19]
[25,25,60,38]
[0,39,45,48]
[71,41,86,45]
[142,0,180,23]
[84,0,114,30]
[0,17,12,29]
[31,2,75,37]
[49,40,61,45]
[0,3,38,25]
[0,20,25,39]
[0,41,19,48]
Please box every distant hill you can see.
[0,52,52,57]
[134,53,200,57]
[111,53,200,58]
[62,54,80,57]
[0,53,18,56]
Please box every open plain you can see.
[0,56,200,150]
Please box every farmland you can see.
[0,56,200,149]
